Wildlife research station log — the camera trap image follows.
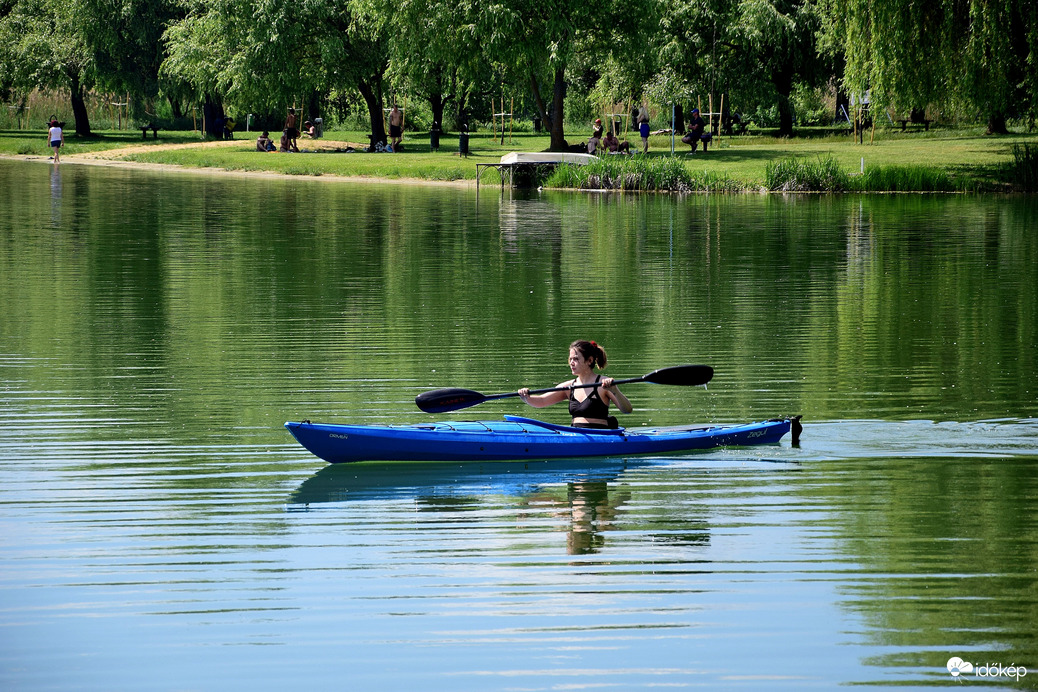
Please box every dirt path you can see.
[71,137,364,160]
[1,137,473,187]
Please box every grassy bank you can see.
[3,126,1036,191]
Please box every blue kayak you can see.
[284,415,799,464]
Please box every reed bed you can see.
[765,156,850,192]
[1003,143,1038,191]
[543,156,743,192]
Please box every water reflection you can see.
[290,457,638,505]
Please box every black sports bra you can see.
[568,376,610,420]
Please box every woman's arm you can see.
[600,378,633,414]
[519,382,571,408]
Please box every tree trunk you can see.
[306,90,322,121]
[548,67,567,151]
[773,69,794,137]
[429,92,446,133]
[777,95,794,137]
[530,66,569,152]
[357,78,386,149]
[202,94,224,139]
[987,111,1009,135]
[69,74,92,137]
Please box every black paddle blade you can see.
[642,364,713,386]
[415,388,488,413]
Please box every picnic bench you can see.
[896,109,932,131]
[141,124,160,139]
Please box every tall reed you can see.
[543,156,742,192]
[765,155,850,192]
[1003,143,1038,191]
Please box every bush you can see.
[543,155,743,192]
[1003,143,1038,191]
[765,155,850,192]
[852,165,957,192]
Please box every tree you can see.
[0,0,95,135]
[475,0,653,151]
[821,0,1038,133]
[649,0,828,137]
[162,0,391,144]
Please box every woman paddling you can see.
[518,340,633,429]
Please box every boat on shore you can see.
[284,415,801,464]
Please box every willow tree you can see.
[0,0,95,135]
[358,0,486,133]
[471,0,652,151]
[624,0,827,137]
[822,0,1038,132]
[162,0,390,143]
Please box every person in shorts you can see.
[637,107,650,153]
[48,120,64,163]
[389,104,403,152]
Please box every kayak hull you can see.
[284,415,795,464]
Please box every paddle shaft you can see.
[415,364,713,413]
[484,374,649,403]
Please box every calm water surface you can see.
[1,160,1036,690]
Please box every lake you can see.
[0,159,1036,690]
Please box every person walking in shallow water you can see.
[48,120,64,163]
[518,340,633,429]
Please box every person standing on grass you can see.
[389,105,403,152]
[48,120,64,163]
[637,107,650,153]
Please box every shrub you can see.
[543,156,742,192]
[852,165,957,192]
[1003,143,1038,191]
[765,155,850,192]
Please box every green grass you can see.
[3,126,1037,191]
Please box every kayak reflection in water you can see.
[518,340,633,429]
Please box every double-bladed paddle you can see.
[415,364,714,414]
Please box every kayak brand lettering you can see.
[947,657,1027,681]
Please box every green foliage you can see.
[823,0,1038,128]
[543,156,743,192]
[765,155,850,191]
[1002,143,1038,191]
[853,165,958,192]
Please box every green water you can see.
[1,160,1036,689]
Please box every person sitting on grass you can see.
[602,130,630,154]
[681,108,710,153]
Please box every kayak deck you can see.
[284,415,799,464]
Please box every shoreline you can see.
[0,151,479,188]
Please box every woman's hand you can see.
[518,387,531,403]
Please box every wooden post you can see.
[718,93,724,146]
[509,97,514,145]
